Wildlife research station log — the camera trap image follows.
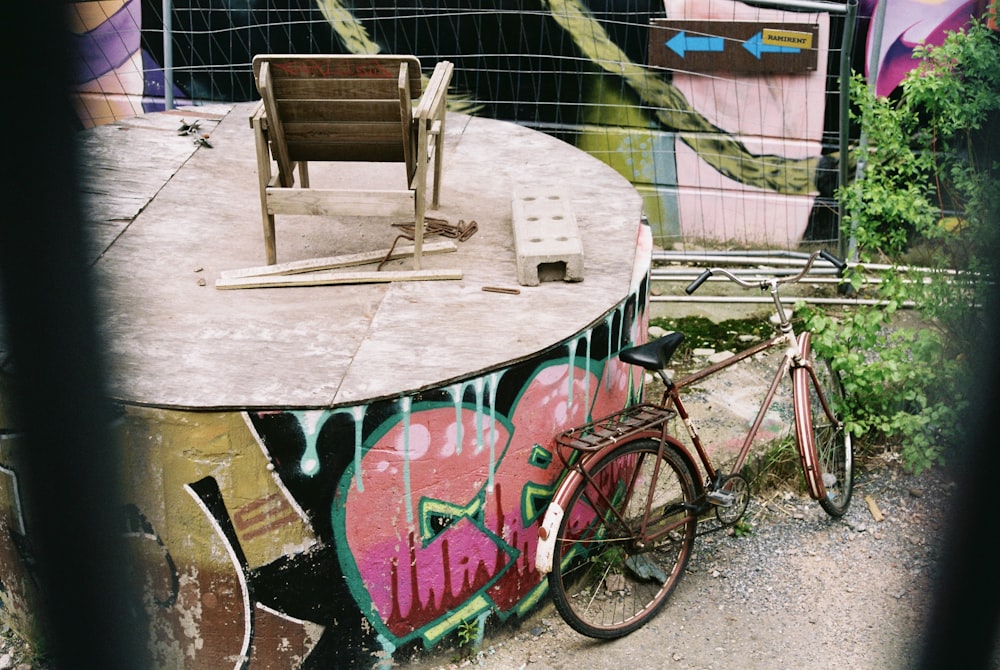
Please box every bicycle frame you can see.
[668,325,802,488]
[536,251,849,576]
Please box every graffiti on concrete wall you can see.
[0,270,647,667]
[262,284,643,665]
[0,242,646,669]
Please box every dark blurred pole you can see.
[0,3,144,668]
[916,125,1000,667]
[916,310,1000,667]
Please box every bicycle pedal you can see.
[706,490,735,507]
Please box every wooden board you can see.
[648,20,819,74]
[216,268,463,289]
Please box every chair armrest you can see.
[249,100,267,129]
[414,61,453,122]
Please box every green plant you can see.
[741,436,802,493]
[454,617,481,660]
[731,519,753,538]
[649,315,773,355]
[591,545,627,572]
[814,17,1000,473]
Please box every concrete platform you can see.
[66,103,643,410]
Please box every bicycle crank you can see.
[712,473,750,526]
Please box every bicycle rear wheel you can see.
[794,333,854,517]
[548,438,697,638]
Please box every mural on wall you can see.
[860,0,988,98]
[68,0,987,247]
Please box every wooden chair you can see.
[250,54,453,274]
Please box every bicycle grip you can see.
[820,249,847,273]
[685,269,712,294]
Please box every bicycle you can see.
[534,249,853,639]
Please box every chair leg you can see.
[253,116,279,265]
[263,209,277,265]
[432,121,445,208]
[413,187,425,271]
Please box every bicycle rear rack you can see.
[554,403,675,453]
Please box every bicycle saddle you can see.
[618,331,685,370]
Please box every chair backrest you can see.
[252,55,424,186]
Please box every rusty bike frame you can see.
[537,252,847,563]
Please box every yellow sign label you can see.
[761,29,813,49]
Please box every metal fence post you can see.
[163,0,174,110]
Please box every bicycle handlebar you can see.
[684,250,846,295]
[684,269,713,295]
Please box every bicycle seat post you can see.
[765,279,792,333]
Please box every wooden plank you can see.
[280,99,403,123]
[648,20,819,74]
[219,240,458,279]
[286,141,405,164]
[273,78,400,100]
[256,54,422,92]
[865,495,885,522]
[215,268,462,290]
[283,121,404,145]
[266,187,413,217]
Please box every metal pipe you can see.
[843,0,886,262]
[650,294,913,307]
[163,0,174,110]
[654,253,820,268]
[653,272,845,282]
[740,0,852,13]
[654,249,812,263]
[839,0,859,260]
[653,249,960,276]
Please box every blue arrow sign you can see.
[666,31,725,58]
[742,31,801,59]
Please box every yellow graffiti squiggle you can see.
[540,0,819,195]
[314,0,481,113]
[315,0,381,54]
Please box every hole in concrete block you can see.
[537,261,567,283]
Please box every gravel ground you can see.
[403,457,955,670]
[0,626,44,670]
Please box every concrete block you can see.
[511,188,584,286]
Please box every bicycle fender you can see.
[536,460,591,576]
[534,501,564,576]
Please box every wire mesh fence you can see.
[70,0,863,255]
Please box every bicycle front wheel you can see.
[794,332,854,517]
[548,438,697,638]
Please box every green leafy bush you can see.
[805,18,999,473]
